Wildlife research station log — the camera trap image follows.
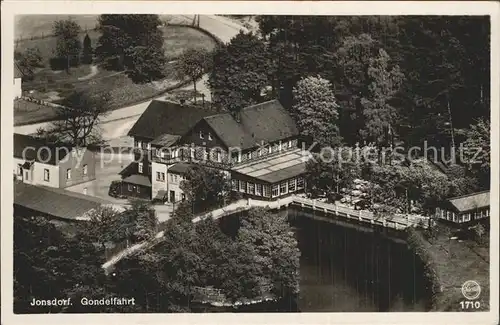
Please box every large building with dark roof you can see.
[119,99,308,202]
[435,190,490,225]
[120,100,217,200]
[13,133,96,189]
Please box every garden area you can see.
[14,19,217,126]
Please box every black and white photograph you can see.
[1,1,498,324]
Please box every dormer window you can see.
[199,131,204,139]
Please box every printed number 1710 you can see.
[460,301,481,310]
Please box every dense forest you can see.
[210,16,490,149]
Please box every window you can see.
[190,148,195,159]
[25,171,29,180]
[156,172,161,181]
[137,186,141,193]
[199,131,204,139]
[239,180,246,193]
[486,209,490,217]
[147,143,151,150]
[280,181,288,195]
[83,164,88,176]
[273,144,279,152]
[279,142,283,150]
[216,151,221,162]
[170,174,174,182]
[452,212,457,222]
[247,182,255,195]
[268,146,272,154]
[128,184,133,191]
[174,175,178,183]
[288,140,292,148]
[296,177,304,190]
[17,164,22,176]
[161,172,165,181]
[288,179,296,192]
[458,214,463,223]
[208,132,213,140]
[66,168,71,180]
[464,213,471,222]
[182,193,186,201]
[272,184,280,197]
[263,185,270,197]
[137,141,142,148]
[44,169,50,182]
[255,184,262,196]
[232,179,238,191]
[138,162,143,173]
[258,149,262,157]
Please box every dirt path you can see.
[78,64,99,81]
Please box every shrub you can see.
[108,180,123,198]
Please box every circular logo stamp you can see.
[461,280,481,300]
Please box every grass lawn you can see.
[14,25,216,125]
[412,225,490,311]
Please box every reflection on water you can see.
[292,213,432,312]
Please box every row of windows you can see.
[41,165,88,182]
[232,177,304,198]
[437,208,490,223]
[233,139,297,163]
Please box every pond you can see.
[290,211,433,312]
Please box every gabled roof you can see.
[14,133,72,165]
[447,191,490,212]
[127,100,217,140]
[14,182,109,220]
[203,100,298,150]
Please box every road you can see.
[14,15,246,140]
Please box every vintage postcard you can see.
[1,1,499,324]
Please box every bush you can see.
[108,180,123,198]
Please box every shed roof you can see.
[14,182,109,220]
[231,148,308,183]
[122,174,152,187]
[168,163,193,175]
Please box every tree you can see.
[462,118,490,170]
[335,33,379,143]
[96,14,166,80]
[81,206,123,250]
[236,208,300,299]
[81,33,93,64]
[360,48,404,147]
[208,31,270,115]
[14,216,106,313]
[123,200,158,242]
[305,148,361,197]
[176,48,212,103]
[179,165,231,214]
[15,47,43,79]
[53,19,82,72]
[125,45,167,83]
[292,75,342,147]
[48,90,111,146]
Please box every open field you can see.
[15,15,99,40]
[14,23,217,125]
